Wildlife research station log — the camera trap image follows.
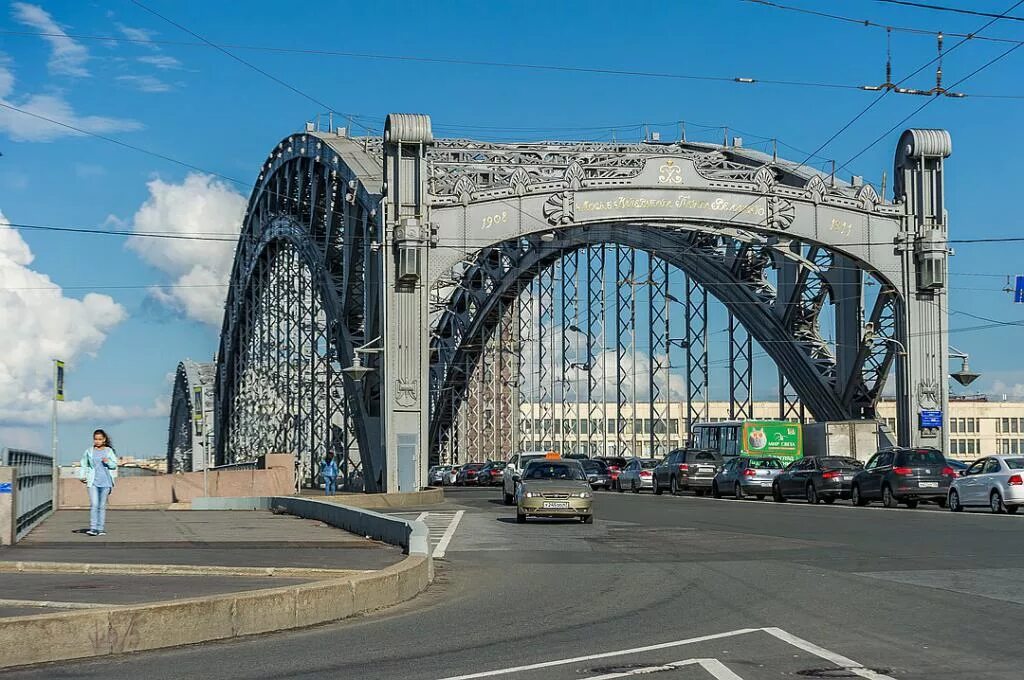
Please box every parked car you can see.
[516,459,593,524]
[946,458,971,477]
[457,462,488,486]
[948,455,1024,514]
[595,457,628,489]
[477,461,507,486]
[770,456,863,504]
[504,451,557,505]
[712,456,783,500]
[428,465,451,486]
[851,447,956,508]
[617,458,659,493]
[581,459,612,490]
[447,465,463,485]
[675,450,724,496]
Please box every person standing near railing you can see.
[79,429,118,536]
[320,451,339,496]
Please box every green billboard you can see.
[740,420,803,464]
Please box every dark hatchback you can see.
[772,456,864,504]
[581,459,612,490]
[851,447,957,508]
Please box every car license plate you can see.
[542,501,570,509]
[919,481,938,488]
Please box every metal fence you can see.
[1,448,54,540]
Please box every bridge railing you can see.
[1,448,54,541]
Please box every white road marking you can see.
[434,627,896,680]
[433,629,758,680]
[432,510,465,559]
[415,511,429,523]
[588,658,745,680]
[762,627,896,680]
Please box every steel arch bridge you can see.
[167,360,215,473]
[215,114,951,492]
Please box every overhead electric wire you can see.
[0,101,247,187]
[718,0,1024,227]
[742,0,1024,44]
[838,33,1024,171]
[874,0,1024,22]
[127,0,374,133]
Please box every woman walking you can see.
[320,451,339,496]
[79,429,118,536]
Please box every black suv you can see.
[653,449,723,496]
[850,447,956,508]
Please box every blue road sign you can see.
[919,410,943,428]
[0,482,11,494]
[1015,275,1024,303]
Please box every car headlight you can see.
[524,491,541,498]
[577,491,592,499]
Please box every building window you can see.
[967,439,976,455]
[1012,440,1020,455]
[1002,418,1010,434]
[950,419,958,433]
[1013,419,1020,434]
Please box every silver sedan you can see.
[948,455,1024,513]
[616,458,659,493]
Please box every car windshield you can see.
[747,457,782,469]
[1005,458,1024,469]
[639,459,658,469]
[466,463,486,470]
[599,458,627,467]
[524,463,586,481]
[821,457,863,469]
[895,450,945,465]
[581,461,608,473]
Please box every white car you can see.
[503,451,554,505]
[948,455,1024,514]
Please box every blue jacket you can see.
[320,458,339,479]
[79,448,119,487]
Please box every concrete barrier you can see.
[58,453,296,509]
[301,487,444,509]
[191,496,430,557]
[0,554,430,669]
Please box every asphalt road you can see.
[6,488,1024,680]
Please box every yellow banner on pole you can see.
[54,360,65,402]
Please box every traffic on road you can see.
[431,418,1024,520]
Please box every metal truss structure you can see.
[167,360,215,473]
[214,117,952,491]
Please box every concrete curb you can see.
[191,496,431,557]
[299,487,444,509]
[0,554,431,670]
[0,560,367,579]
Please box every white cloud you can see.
[116,74,171,93]
[138,55,181,70]
[127,173,246,327]
[0,209,130,427]
[0,55,142,142]
[115,22,156,45]
[11,3,90,77]
[991,381,1024,399]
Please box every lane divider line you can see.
[433,628,758,680]
[761,627,896,680]
[432,510,464,559]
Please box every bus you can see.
[689,419,804,465]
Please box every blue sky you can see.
[1,1,1021,463]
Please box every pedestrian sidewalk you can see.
[0,509,403,618]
